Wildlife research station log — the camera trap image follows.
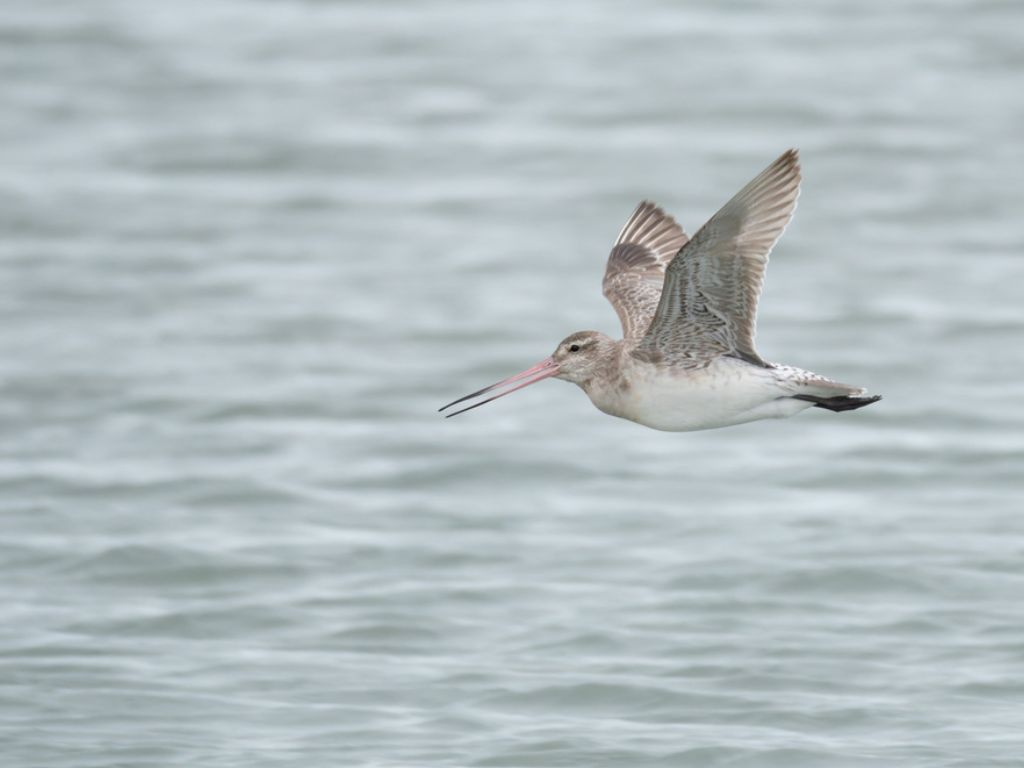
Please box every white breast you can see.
[587,357,813,432]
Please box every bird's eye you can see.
[569,344,581,352]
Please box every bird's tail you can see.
[774,365,880,413]
[792,393,882,412]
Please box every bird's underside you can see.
[440,149,880,428]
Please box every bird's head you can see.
[439,330,616,418]
[549,330,616,385]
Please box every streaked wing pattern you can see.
[602,201,688,339]
[635,149,801,367]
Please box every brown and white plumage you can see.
[634,148,800,368]
[441,149,880,430]
[602,201,688,339]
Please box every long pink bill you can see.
[439,358,560,418]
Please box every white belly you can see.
[588,357,814,432]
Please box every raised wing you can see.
[602,202,688,339]
[635,149,801,367]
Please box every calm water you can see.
[2,1,1023,766]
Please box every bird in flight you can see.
[440,150,880,431]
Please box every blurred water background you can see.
[2,1,1023,766]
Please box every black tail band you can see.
[792,394,882,412]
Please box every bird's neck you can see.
[579,340,629,411]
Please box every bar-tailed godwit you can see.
[440,150,880,431]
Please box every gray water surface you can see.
[2,1,1024,766]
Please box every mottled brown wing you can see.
[636,149,802,367]
[602,201,689,339]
